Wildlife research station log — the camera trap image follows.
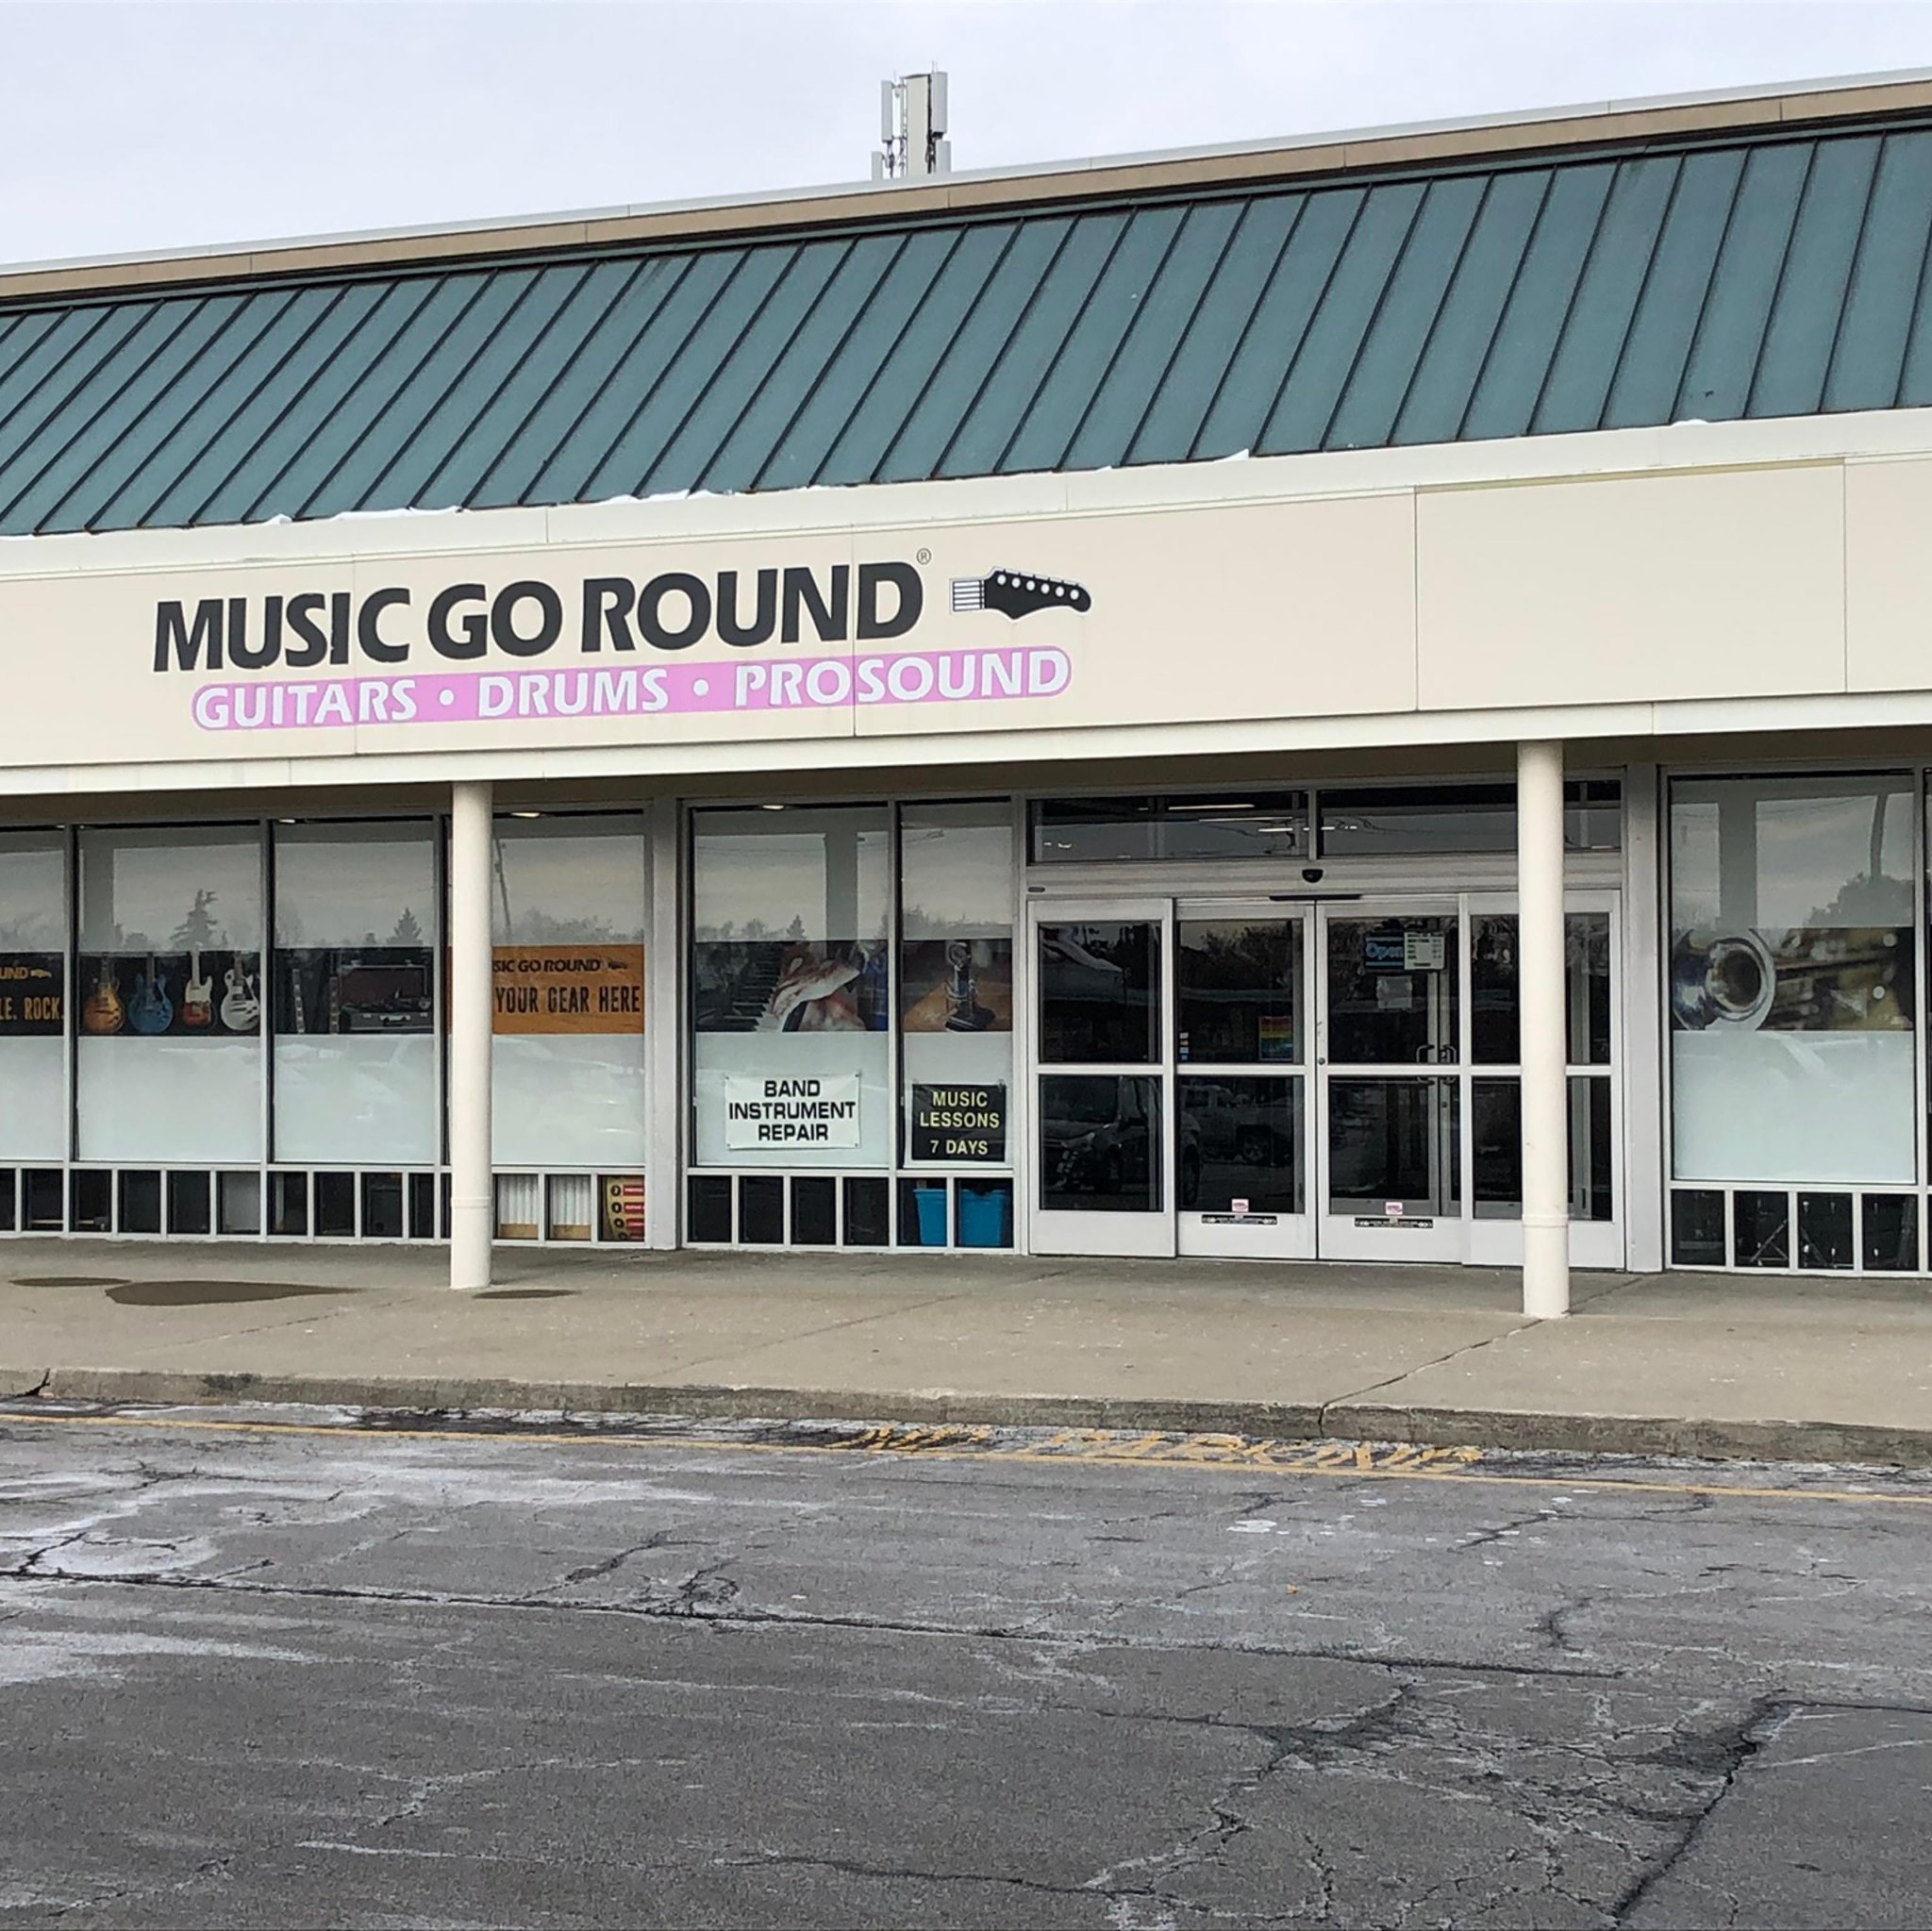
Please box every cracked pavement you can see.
[0,1412,1928,1928]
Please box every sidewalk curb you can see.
[6,1366,1927,1467]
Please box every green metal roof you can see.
[4,116,1932,536]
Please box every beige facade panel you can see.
[853,494,1415,740]
[7,434,1930,791]
[1415,464,1847,712]
[1847,456,1932,693]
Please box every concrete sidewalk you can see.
[3,1240,1930,1463]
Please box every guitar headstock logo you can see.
[950,569,1092,621]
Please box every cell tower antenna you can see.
[873,69,951,180]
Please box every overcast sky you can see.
[6,0,1932,267]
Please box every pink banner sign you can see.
[191,645,1073,733]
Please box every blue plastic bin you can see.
[913,1184,950,1246]
[958,1184,1011,1249]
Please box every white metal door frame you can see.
[1173,896,1315,1260]
[1313,896,1468,1263]
[1026,897,1176,1258]
[1461,888,1625,1272]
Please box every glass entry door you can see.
[1174,904,1313,1257]
[1029,893,1622,1268]
[1031,901,1174,1257]
[1316,903,1466,1261]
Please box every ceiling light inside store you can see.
[1169,801,1254,811]
[760,804,787,811]
[509,810,541,819]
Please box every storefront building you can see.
[7,72,1932,1300]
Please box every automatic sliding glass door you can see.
[1315,904,1467,1261]
[1030,902,1174,1257]
[1174,905,1313,1257]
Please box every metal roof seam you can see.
[922,212,1100,484]
[1259,180,1407,455]
[411,259,609,511]
[869,216,1063,485]
[502,253,701,508]
[1117,196,1253,467]
[1520,155,1629,439]
[1330,172,1488,453]
[687,238,887,498]
[275,270,501,522]
[1177,192,1307,463]
[1601,147,1732,434]
[94,281,355,535]
[980,207,1149,479]
[1377,171,1498,449]
[223,275,445,526]
[1214,186,1369,459]
[786,225,964,491]
[461,256,657,509]
[1662,149,1758,428]
[1041,200,1196,475]
[632,242,841,500]
[728,227,914,497]
[4,297,237,532]
[1737,140,1818,424]
[569,247,762,503]
[1818,136,1893,412]
[1887,154,1932,409]
[150,280,372,531]
[1439,168,1553,446]
[329,266,553,518]
[0,302,151,467]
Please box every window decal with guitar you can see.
[78,952,261,1036]
[949,570,1091,620]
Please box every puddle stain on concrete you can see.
[103,1282,350,1308]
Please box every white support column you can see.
[448,780,494,1290]
[645,795,682,1251]
[1519,740,1571,1319]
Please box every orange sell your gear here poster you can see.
[491,946,645,1035]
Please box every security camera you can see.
[1301,866,1324,884]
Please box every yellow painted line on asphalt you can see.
[3,1406,1930,1508]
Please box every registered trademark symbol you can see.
[915,547,931,565]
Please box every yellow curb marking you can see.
[1,1407,1929,1509]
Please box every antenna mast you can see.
[873,70,951,180]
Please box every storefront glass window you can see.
[0,831,67,1159]
[1030,792,1307,863]
[491,816,647,1169]
[273,823,438,1165]
[1669,774,1916,1185]
[1317,781,1622,857]
[77,826,263,1162]
[690,807,891,1169]
[900,803,1013,1170]
[1470,913,1613,1064]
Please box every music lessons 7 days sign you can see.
[909,1084,1008,1162]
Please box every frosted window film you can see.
[77,1038,263,1162]
[0,1039,64,1159]
[493,1036,647,1166]
[1672,1031,1916,1185]
[274,1037,438,1165]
